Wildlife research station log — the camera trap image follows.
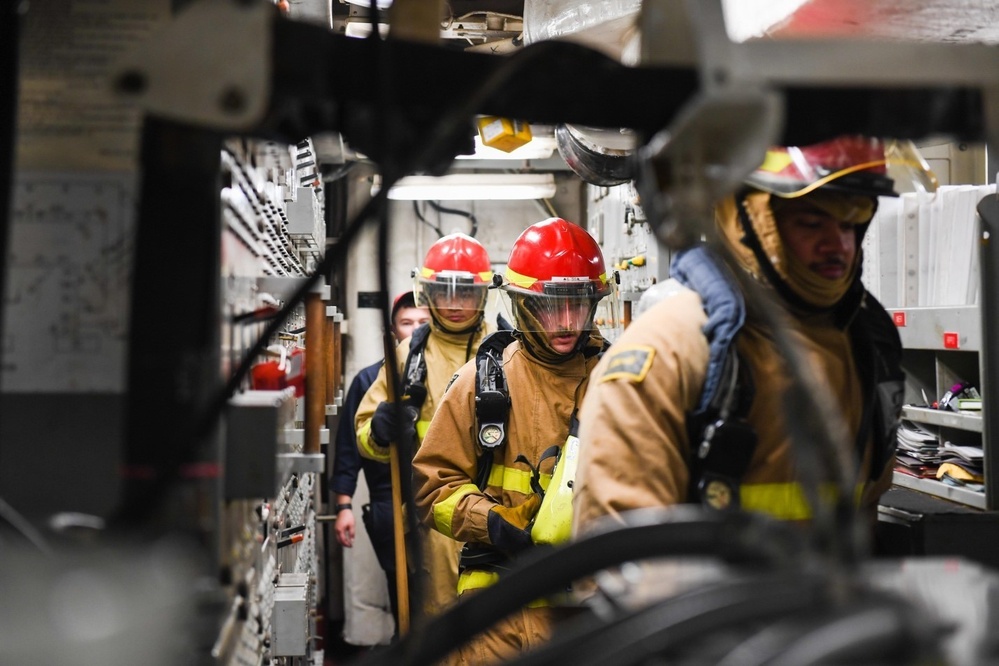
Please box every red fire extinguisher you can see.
[251,345,306,397]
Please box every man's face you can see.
[774,202,857,280]
[529,298,594,354]
[430,288,482,325]
[392,306,430,341]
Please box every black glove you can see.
[487,494,541,554]
[370,400,418,447]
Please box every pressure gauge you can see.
[702,479,734,511]
[479,423,504,448]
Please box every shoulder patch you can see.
[600,345,655,383]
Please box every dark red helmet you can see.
[746,135,937,199]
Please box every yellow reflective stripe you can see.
[485,464,552,494]
[457,570,552,607]
[504,267,537,290]
[479,270,494,282]
[458,569,500,595]
[741,482,865,520]
[433,483,480,539]
[759,149,794,174]
[357,419,427,463]
[506,267,607,290]
[357,420,390,463]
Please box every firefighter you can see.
[572,136,932,538]
[355,232,494,623]
[413,217,614,664]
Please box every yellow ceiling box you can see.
[476,116,533,153]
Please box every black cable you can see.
[712,233,861,564]
[110,12,592,531]
[427,200,478,237]
[0,1,22,396]
[509,573,830,666]
[376,184,426,628]
[107,183,385,530]
[0,496,53,557]
[412,200,444,237]
[352,508,809,666]
[321,161,357,183]
[716,597,941,666]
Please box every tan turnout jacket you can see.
[414,338,602,594]
[574,286,893,535]
[354,321,490,619]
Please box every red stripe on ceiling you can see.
[771,0,882,38]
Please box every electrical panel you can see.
[212,138,330,665]
[586,181,671,334]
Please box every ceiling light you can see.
[344,20,389,39]
[342,0,393,8]
[374,174,557,201]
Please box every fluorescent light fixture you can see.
[343,0,393,8]
[455,136,558,161]
[377,174,557,201]
[344,20,389,39]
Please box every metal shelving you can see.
[892,306,980,352]
[891,473,987,510]
[901,406,982,433]
[888,284,994,509]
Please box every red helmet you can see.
[415,233,492,333]
[504,218,610,297]
[746,135,937,199]
[419,232,492,282]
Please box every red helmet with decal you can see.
[501,218,613,360]
[414,232,492,333]
[746,134,937,199]
[419,232,492,282]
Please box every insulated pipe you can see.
[324,305,339,421]
[305,289,326,455]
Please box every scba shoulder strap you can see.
[400,322,431,409]
[471,332,608,491]
[473,330,517,489]
[670,244,758,511]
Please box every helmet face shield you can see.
[884,139,939,198]
[518,290,601,336]
[501,278,611,340]
[501,217,616,358]
[415,271,489,331]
